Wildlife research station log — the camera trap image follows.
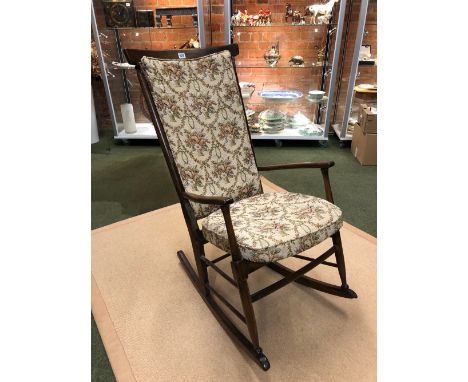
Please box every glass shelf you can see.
[103,25,197,30]
[232,23,336,28]
[236,59,330,69]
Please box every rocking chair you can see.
[125,44,357,371]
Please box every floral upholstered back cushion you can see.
[140,50,262,219]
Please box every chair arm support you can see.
[182,192,242,261]
[257,161,335,171]
[257,161,336,204]
[182,191,234,206]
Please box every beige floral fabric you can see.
[140,51,262,219]
[202,192,343,263]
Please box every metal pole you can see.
[114,29,131,104]
[322,0,347,138]
[316,13,335,125]
[91,2,118,136]
[340,0,369,138]
[224,0,232,44]
[197,0,206,48]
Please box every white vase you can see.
[121,103,137,134]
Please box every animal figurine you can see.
[292,10,302,24]
[305,0,339,24]
[231,10,241,26]
[179,37,200,49]
[317,14,331,24]
[285,4,293,22]
[289,55,304,67]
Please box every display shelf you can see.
[92,0,211,140]
[232,23,336,28]
[115,123,157,139]
[245,98,327,107]
[103,25,197,30]
[236,59,329,69]
[226,0,347,143]
[250,127,327,140]
[334,0,376,142]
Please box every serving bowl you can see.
[308,90,325,100]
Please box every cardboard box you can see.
[351,123,377,166]
[358,104,377,134]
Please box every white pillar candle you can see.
[121,103,137,134]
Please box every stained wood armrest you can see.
[182,191,234,206]
[257,161,335,171]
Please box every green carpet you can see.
[91,130,376,381]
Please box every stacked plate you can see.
[258,110,287,133]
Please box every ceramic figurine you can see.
[289,55,304,67]
[305,0,339,24]
[292,10,302,24]
[264,42,280,67]
[240,9,249,25]
[317,14,331,24]
[232,8,271,26]
[285,4,293,22]
[316,45,325,65]
[232,10,241,26]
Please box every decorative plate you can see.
[359,84,377,90]
[258,90,303,101]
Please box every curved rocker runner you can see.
[125,44,357,371]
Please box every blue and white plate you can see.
[258,90,303,101]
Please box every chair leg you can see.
[332,231,349,289]
[232,262,270,370]
[191,241,210,297]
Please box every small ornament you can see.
[289,55,304,67]
[264,41,280,67]
[316,45,325,65]
[285,4,293,22]
[292,10,302,24]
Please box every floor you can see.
[91,130,377,381]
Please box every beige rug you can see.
[92,178,376,382]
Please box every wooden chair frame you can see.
[125,44,357,371]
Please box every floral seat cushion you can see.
[201,192,343,263]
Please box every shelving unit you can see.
[224,0,348,145]
[331,0,377,145]
[91,0,208,140]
